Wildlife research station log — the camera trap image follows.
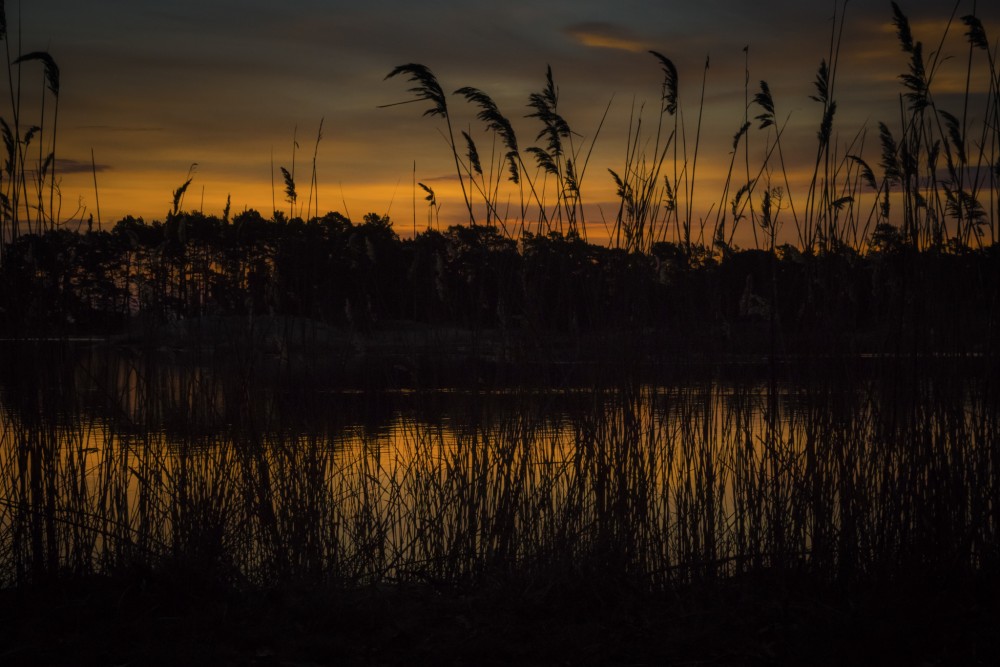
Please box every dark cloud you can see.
[73,126,164,133]
[55,158,111,174]
[418,173,461,183]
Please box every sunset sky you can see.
[7,0,997,246]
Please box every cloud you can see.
[56,158,111,174]
[565,22,649,53]
[73,125,165,133]
[417,173,461,183]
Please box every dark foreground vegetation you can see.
[3,567,997,665]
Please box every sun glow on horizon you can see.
[6,1,998,250]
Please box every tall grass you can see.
[1,345,995,590]
[378,2,999,256]
[0,2,62,245]
[388,64,611,240]
[385,64,476,226]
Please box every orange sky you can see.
[6,1,998,247]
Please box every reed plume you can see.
[281,166,297,218]
[455,86,533,220]
[385,64,475,223]
[172,179,192,217]
[649,50,678,116]
[13,51,60,229]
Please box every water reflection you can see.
[0,341,996,587]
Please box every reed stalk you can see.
[385,64,476,225]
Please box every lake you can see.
[1,339,996,588]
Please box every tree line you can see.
[0,210,996,355]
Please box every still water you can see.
[1,341,995,586]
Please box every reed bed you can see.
[381,2,1000,256]
[0,346,995,594]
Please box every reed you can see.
[385,64,475,225]
[604,52,675,253]
[306,118,323,221]
[371,3,998,260]
[454,86,530,231]
[0,4,64,245]
[280,166,297,219]
[13,51,58,229]
[0,341,995,593]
